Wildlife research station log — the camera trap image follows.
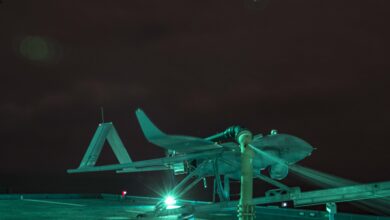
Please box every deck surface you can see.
[0,194,389,220]
[0,198,155,220]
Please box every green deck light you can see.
[164,195,180,210]
[164,195,176,206]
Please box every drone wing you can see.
[136,109,222,153]
[68,149,222,173]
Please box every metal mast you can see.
[205,126,255,220]
[237,130,255,220]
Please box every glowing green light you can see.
[164,195,176,206]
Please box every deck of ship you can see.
[0,194,389,220]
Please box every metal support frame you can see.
[178,177,204,197]
[224,175,230,201]
[171,161,208,197]
[191,180,390,215]
[214,175,227,201]
[68,149,222,173]
[256,173,290,191]
[213,159,229,202]
[78,123,132,168]
[326,202,337,220]
[237,130,255,220]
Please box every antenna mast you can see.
[100,106,105,123]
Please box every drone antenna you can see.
[100,106,105,123]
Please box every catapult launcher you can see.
[68,109,390,219]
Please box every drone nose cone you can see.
[251,133,314,163]
[283,134,314,163]
[294,137,314,153]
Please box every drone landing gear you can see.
[213,175,231,202]
[212,158,231,202]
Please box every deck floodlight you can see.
[164,195,176,206]
[164,195,180,209]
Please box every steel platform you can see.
[0,194,389,220]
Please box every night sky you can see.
[0,0,389,214]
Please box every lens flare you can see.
[164,195,176,206]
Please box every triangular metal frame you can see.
[78,122,132,168]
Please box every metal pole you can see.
[326,202,337,220]
[224,175,230,200]
[237,130,254,220]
